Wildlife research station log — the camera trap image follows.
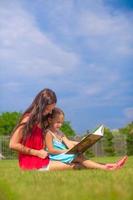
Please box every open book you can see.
[66,125,104,154]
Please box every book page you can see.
[66,125,104,154]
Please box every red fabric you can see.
[19,125,49,170]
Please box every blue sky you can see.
[0,0,133,133]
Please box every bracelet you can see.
[28,148,31,154]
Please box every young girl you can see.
[9,88,78,171]
[45,107,128,171]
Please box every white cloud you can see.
[77,10,133,58]
[0,1,79,78]
[43,0,133,58]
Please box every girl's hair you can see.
[45,107,64,131]
[12,88,57,140]
[48,107,64,120]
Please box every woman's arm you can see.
[45,131,67,154]
[9,116,48,159]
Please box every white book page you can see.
[93,125,104,136]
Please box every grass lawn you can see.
[0,156,133,200]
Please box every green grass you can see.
[0,156,133,200]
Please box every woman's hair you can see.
[12,88,57,140]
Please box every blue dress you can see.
[48,133,76,164]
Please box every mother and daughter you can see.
[9,88,127,171]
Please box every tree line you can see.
[0,112,133,156]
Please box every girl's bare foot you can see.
[116,156,128,169]
[105,163,117,170]
[105,156,128,170]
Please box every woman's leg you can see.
[48,160,80,171]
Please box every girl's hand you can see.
[36,149,48,159]
[58,149,68,154]
[63,149,70,154]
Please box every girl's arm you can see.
[71,141,79,145]
[62,136,79,149]
[45,131,67,154]
[9,116,48,159]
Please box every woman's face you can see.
[43,103,56,115]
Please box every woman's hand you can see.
[36,149,48,159]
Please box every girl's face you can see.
[43,103,56,115]
[51,114,64,130]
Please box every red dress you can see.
[19,125,49,170]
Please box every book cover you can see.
[66,125,104,154]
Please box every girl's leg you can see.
[48,156,128,171]
[48,160,80,171]
[75,155,107,170]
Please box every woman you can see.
[9,88,77,171]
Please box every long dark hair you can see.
[12,88,57,140]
